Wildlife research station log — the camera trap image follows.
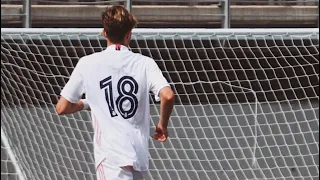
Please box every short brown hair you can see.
[101,5,137,43]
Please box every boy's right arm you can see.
[146,58,175,142]
[152,87,175,142]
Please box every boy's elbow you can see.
[56,105,65,115]
[56,96,72,115]
[168,92,175,102]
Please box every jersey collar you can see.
[106,44,129,52]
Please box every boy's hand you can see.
[152,124,168,142]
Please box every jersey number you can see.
[100,76,139,119]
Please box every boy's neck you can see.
[107,41,127,47]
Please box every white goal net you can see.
[1,28,319,180]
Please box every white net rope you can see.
[1,28,319,180]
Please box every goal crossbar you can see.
[2,28,319,40]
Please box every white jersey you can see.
[60,44,170,171]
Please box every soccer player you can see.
[55,5,175,180]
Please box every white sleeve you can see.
[147,58,170,102]
[60,61,85,103]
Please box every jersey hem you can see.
[96,158,148,172]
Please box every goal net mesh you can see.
[1,29,319,180]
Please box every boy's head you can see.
[101,5,137,46]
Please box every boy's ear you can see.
[126,31,132,41]
[102,29,107,38]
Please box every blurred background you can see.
[1,0,319,28]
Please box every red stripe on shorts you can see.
[98,164,104,180]
[99,169,102,180]
[101,164,106,180]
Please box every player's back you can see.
[81,44,150,128]
[76,44,161,171]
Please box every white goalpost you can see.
[1,28,319,180]
[1,128,25,180]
